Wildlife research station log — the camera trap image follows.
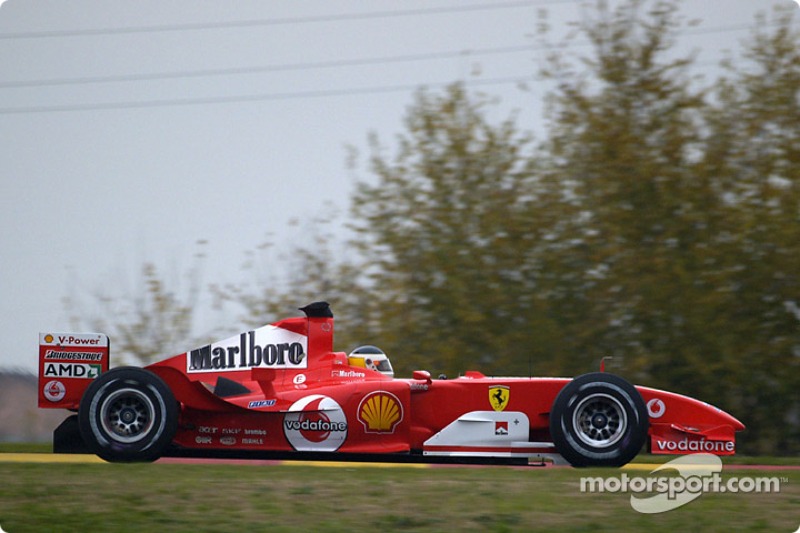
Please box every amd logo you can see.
[43,363,101,379]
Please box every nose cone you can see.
[724,410,746,432]
[638,386,746,432]
[705,398,746,432]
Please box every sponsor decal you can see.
[357,391,404,434]
[248,399,277,409]
[242,438,264,445]
[43,362,101,379]
[495,421,509,435]
[283,395,348,452]
[647,398,666,419]
[60,336,99,345]
[43,350,103,361]
[43,380,66,402]
[489,385,510,412]
[654,437,735,453]
[293,374,307,385]
[187,326,307,373]
[196,426,249,442]
[41,333,106,346]
[333,370,366,379]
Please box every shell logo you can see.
[357,391,404,434]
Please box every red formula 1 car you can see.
[38,302,744,466]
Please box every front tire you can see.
[549,372,648,467]
[78,367,178,462]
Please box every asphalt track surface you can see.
[1,453,799,471]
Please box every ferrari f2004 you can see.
[38,302,744,466]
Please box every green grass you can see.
[0,443,51,454]
[0,456,797,532]
[631,454,800,466]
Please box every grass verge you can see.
[0,458,797,532]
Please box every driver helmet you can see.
[348,345,394,378]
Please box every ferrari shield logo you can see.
[489,385,510,412]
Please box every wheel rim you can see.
[99,387,156,444]
[572,393,627,448]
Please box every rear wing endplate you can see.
[38,333,109,409]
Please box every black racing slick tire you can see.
[549,372,648,467]
[78,367,178,462]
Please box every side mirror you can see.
[412,370,432,384]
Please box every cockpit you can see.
[348,345,394,379]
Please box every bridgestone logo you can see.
[44,351,103,361]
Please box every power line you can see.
[0,1,577,40]
[0,0,785,43]
[0,75,534,115]
[0,44,539,89]
[0,19,777,90]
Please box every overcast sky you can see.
[1,0,796,373]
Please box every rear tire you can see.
[549,372,648,467]
[78,367,178,462]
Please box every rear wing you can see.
[38,333,109,409]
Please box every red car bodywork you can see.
[39,303,744,465]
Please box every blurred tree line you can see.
[69,0,799,455]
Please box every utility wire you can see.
[0,75,534,115]
[0,44,539,89]
[0,19,776,90]
[0,0,577,40]
[0,9,786,113]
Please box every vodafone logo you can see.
[647,398,666,419]
[283,395,347,452]
[654,437,735,453]
[43,380,66,402]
